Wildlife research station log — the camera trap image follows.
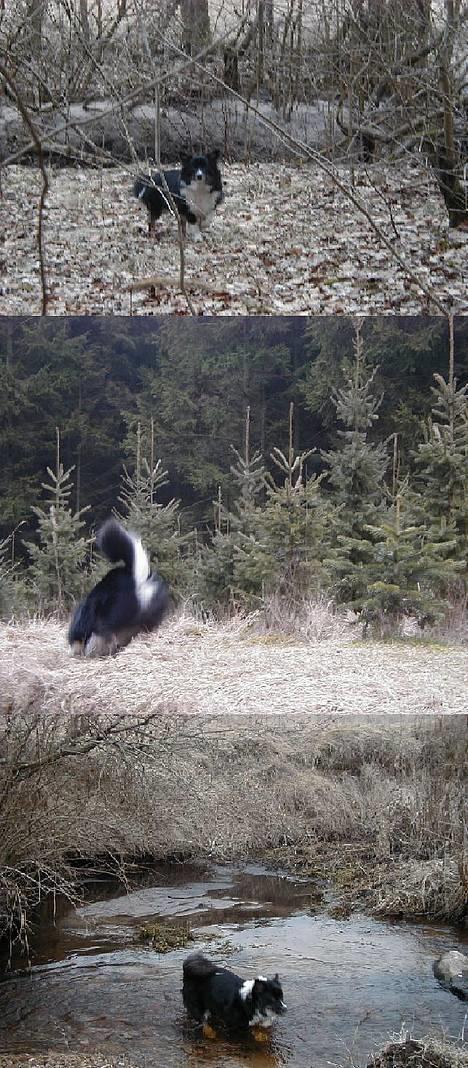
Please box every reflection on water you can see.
[0,863,466,1068]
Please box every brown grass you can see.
[1,613,467,718]
[367,1037,468,1068]
[1,615,466,952]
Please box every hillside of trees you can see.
[0,315,467,632]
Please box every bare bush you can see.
[1,694,466,955]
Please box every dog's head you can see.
[247,975,286,1027]
[180,150,221,188]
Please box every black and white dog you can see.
[182,953,286,1037]
[68,518,169,658]
[133,151,223,239]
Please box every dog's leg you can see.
[69,640,84,657]
[250,1027,270,1044]
[148,215,160,241]
[202,1021,217,1040]
[187,221,203,242]
[84,633,111,658]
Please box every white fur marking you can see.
[180,179,220,223]
[257,975,268,982]
[240,979,255,1001]
[138,576,159,609]
[249,1010,276,1028]
[132,535,150,585]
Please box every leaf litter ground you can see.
[1,161,467,315]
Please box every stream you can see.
[0,863,466,1067]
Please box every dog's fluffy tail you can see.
[97,518,149,583]
[183,953,218,981]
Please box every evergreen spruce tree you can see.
[412,345,468,578]
[196,405,333,611]
[24,430,90,612]
[357,485,462,633]
[118,422,188,592]
[255,402,333,598]
[195,408,269,610]
[322,321,389,606]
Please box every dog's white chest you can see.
[182,181,219,221]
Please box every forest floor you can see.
[1,161,467,316]
[1,614,466,717]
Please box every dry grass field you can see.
[1,614,467,717]
[1,613,466,951]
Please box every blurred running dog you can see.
[133,151,223,239]
[68,518,169,658]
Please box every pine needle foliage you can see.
[322,321,389,607]
[355,488,463,633]
[118,422,188,591]
[413,361,468,577]
[195,408,269,610]
[24,429,90,612]
[322,321,388,512]
[196,405,333,609]
[256,402,333,597]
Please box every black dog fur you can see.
[133,151,223,238]
[182,952,286,1035]
[68,518,169,657]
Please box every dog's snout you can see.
[280,1001,287,1012]
[195,169,204,180]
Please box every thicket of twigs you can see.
[1,2,467,315]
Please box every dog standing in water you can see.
[182,952,286,1041]
[68,519,169,658]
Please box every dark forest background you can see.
[0,315,467,631]
[1,315,467,536]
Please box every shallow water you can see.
[1,863,466,1067]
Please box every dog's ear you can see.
[274,974,280,982]
[253,978,265,990]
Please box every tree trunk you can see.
[181,0,210,56]
[435,0,468,227]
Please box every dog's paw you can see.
[251,1026,270,1043]
[202,1022,217,1040]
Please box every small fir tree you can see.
[24,429,90,612]
[413,351,468,577]
[254,402,333,599]
[195,408,269,610]
[322,321,389,606]
[118,421,188,592]
[354,485,463,633]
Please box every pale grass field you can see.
[1,613,466,717]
